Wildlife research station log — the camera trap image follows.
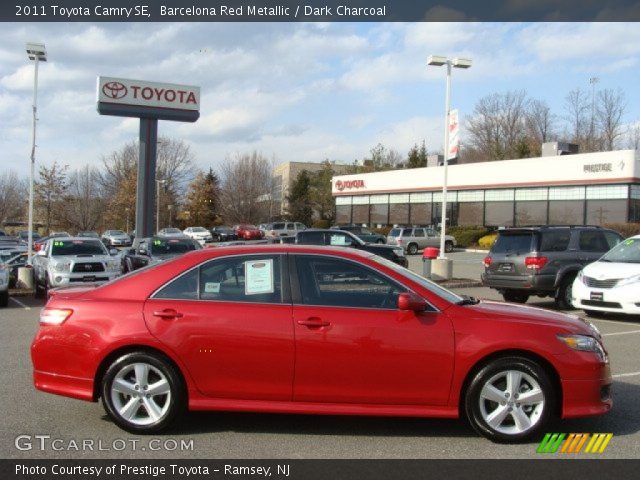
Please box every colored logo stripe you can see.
[584,433,613,453]
[537,433,566,453]
[537,433,613,454]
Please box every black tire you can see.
[465,356,555,443]
[445,240,454,253]
[34,274,46,298]
[584,309,603,318]
[407,243,419,255]
[0,290,8,308]
[503,290,529,304]
[101,351,186,434]
[555,274,577,310]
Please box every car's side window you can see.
[413,229,425,238]
[299,232,325,245]
[540,231,571,252]
[154,268,199,300]
[199,255,283,304]
[426,229,437,236]
[295,256,407,309]
[329,233,353,246]
[579,231,609,252]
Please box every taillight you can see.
[40,308,73,325]
[483,256,492,268]
[525,256,548,270]
[396,239,403,245]
[270,231,276,236]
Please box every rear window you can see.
[491,233,534,254]
[51,239,107,256]
[272,223,285,229]
[540,230,571,252]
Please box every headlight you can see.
[106,260,121,271]
[616,274,640,287]
[54,262,71,272]
[557,334,607,362]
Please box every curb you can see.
[435,279,483,289]
[9,289,35,297]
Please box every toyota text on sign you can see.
[97,77,200,112]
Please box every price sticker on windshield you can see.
[153,240,162,246]
[53,241,64,247]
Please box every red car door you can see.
[143,254,294,401]
[291,255,455,406]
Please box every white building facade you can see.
[332,150,640,227]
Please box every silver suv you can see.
[264,222,306,238]
[387,227,457,255]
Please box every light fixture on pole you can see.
[156,179,166,233]
[427,55,472,263]
[26,42,47,264]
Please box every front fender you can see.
[554,264,582,288]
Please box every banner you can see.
[448,109,459,160]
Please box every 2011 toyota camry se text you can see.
[31,244,611,442]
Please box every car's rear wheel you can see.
[101,352,185,434]
[502,290,529,304]
[407,243,418,255]
[555,274,577,310]
[445,240,454,253]
[465,356,554,443]
[0,290,8,308]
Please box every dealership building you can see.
[331,149,640,227]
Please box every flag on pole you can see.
[448,109,459,160]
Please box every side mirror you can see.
[36,249,47,256]
[397,292,427,312]
[109,248,119,256]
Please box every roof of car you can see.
[193,243,373,259]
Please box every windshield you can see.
[51,239,107,256]
[389,228,401,237]
[163,228,181,234]
[109,230,126,236]
[601,237,640,263]
[371,255,463,304]
[150,238,199,255]
[191,227,207,232]
[491,232,534,254]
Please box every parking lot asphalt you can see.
[2,254,639,460]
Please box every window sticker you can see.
[244,259,274,295]
[624,239,634,245]
[204,282,220,294]
[330,234,350,246]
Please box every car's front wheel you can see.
[465,356,554,443]
[445,240,454,253]
[101,352,185,434]
[555,274,577,310]
[407,243,418,255]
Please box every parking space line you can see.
[613,371,640,378]
[591,318,640,327]
[603,329,640,337]
[10,297,31,310]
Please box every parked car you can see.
[18,230,42,244]
[235,224,264,240]
[32,244,612,442]
[78,231,100,238]
[34,233,70,252]
[482,225,623,308]
[157,228,187,239]
[0,257,9,307]
[183,227,213,245]
[0,250,28,288]
[31,237,122,296]
[387,226,457,255]
[572,235,640,316]
[296,229,407,267]
[332,224,385,244]
[211,226,238,242]
[263,222,306,238]
[101,230,132,247]
[121,236,202,273]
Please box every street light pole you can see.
[156,179,166,233]
[427,55,472,263]
[26,42,46,264]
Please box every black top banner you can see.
[4,0,640,22]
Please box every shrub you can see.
[373,226,392,236]
[312,219,331,229]
[447,226,492,247]
[478,233,498,249]
[602,223,640,238]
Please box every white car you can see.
[183,226,213,245]
[572,234,640,316]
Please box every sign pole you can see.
[136,118,158,239]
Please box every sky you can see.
[1,22,640,178]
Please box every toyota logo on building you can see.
[336,180,345,191]
[335,179,365,191]
[102,81,128,99]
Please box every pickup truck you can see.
[32,237,122,296]
[295,229,407,267]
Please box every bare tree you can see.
[563,88,591,150]
[466,90,529,160]
[218,152,273,225]
[526,99,555,145]
[627,122,640,150]
[62,166,106,232]
[597,88,626,151]
[35,161,68,234]
[0,171,28,226]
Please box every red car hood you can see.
[466,300,596,336]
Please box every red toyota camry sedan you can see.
[31,245,611,442]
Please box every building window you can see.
[369,203,389,225]
[515,188,547,201]
[549,186,585,200]
[335,196,352,206]
[485,202,514,227]
[433,191,457,203]
[457,190,484,202]
[585,200,627,225]
[352,195,370,205]
[485,189,515,202]
[630,199,640,222]
[631,185,640,199]
[369,194,388,204]
[515,201,547,226]
[389,194,410,204]
[389,204,409,225]
[410,192,431,203]
[458,202,484,226]
[585,185,628,199]
[335,205,352,224]
[410,203,431,225]
[548,200,584,225]
[352,205,369,224]
[433,203,458,227]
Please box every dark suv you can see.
[482,226,623,309]
[296,229,408,267]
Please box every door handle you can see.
[297,317,330,328]
[153,309,183,319]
